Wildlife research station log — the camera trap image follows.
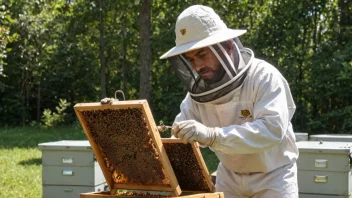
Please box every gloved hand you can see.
[100,98,115,105]
[172,120,218,146]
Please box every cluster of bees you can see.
[82,108,168,185]
[163,143,211,191]
[80,106,212,197]
[116,191,171,197]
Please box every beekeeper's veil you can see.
[160,5,254,102]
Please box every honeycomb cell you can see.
[163,143,211,192]
[81,108,168,185]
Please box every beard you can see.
[200,64,226,85]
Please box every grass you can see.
[0,126,86,198]
[0,126,219,198]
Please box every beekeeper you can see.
[160,5,299,198]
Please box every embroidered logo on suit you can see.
[180,28,186,35]
[240,109,252,120]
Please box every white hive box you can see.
[296,141,352,197]
[294,132,308,142]
[38,140,107,198]
[300,194,351,198]
[310,134,352,142]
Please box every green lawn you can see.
[0,126,218,198]
[0,126,87,198]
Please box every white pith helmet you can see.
[160,5,246,59]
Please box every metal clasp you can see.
[64,188,73,192]
[62,157,73,164]
[62,170,74,176]
[315,159,328,168]
[314,175,328,183]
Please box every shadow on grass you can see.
[0,126,87,149]
[18,157,42,166]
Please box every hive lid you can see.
[162,138,215,193]
[74,100,181,196]
[309,134,352,142]
[294,132,308,142]
[38,140,91,151]
[296,141,352,154]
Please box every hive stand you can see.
[74,100,181,196]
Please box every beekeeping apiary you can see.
[38,140,107,198]
[296,141,352,197]
[74,99,220,198]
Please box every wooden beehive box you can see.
[74,99,220,198]
[80,191,223,198]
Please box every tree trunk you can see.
[338,0,352,43]
[139,0,152,102]
[36,82,41,122]
[99,0,107,99]
[21,67,28,127]
[121,15,127,95]
[312,3,318,53]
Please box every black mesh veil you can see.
[168,38,253,102]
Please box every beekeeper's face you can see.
[184,47,224,84]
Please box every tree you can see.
[0,4,10,80]
[139,0,152,102]
[0,0,351,135]
[98,0,107,99]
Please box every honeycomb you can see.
[115,191,171,197]
[81,108,169,185]
[163,143,211,192]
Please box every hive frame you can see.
[74,100,181,196]
[162,138,215,193]
[80,191,224,198]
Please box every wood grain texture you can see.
[162,139,215,193]
[74,100,180,196]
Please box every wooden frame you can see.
[161,138,215,193]
[74,100,181,196]
[80,191,224,198]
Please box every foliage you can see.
[0,0,351,135]
[0,3,17,91]
[41,99,71,128]
[0,5,9,76]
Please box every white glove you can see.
[100,97,115,104]
[172,120,218,146]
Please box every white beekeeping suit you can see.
[160,5,298,198]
